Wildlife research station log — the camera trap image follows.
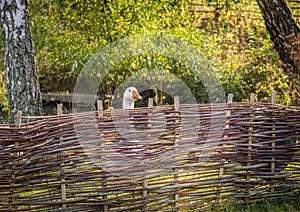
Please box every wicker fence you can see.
[0,93,300,211]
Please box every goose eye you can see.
[128,89,131,92]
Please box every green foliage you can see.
[0,39,9,116]
[30,0,194,92]
[192,0,293,104]
[0,72,8,112]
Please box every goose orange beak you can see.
[133,90,142,100]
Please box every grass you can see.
[215,195,300,212]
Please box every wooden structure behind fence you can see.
[189,0,300,23]
[0,94,300,211]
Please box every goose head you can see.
[122,87,142,109]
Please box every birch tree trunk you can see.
[256,0,300,74]
[0,0,42,123]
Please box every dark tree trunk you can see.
[256,0,300,74]
[0,0,42,123]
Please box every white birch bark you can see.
[0,0,42,123]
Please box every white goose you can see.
[122,87,142,109]
[120,87,145,156]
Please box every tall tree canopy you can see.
[0,0,42,123]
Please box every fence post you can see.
[8,110,22,210]
[173,96,180,209]
[142,98,153,211]
[245,93,255,202]
[57,103,67,209]
[270,91,276,192]
[16,110,22,128]
[97,100,103,118]
[216,94,233,204]
[97,100,108,212]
